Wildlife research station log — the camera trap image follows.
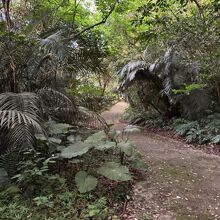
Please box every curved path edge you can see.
[102,101,220,220]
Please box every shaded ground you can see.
[102,101,220,220]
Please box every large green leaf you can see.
[98,162,132,181]
[67,135,82,143]
[75,171,98,193]
[85,131,115,151]
[60,141,91,159]
[35,134,47,141]
[56,145,66,152]
[108,129,118,139]
[118,141,135,157]
[94,141,116,151]
[130,151,142,160]
[47,122,72,135]
[131,159,148,171]
[85,131,106,145]
[48,137,62,144]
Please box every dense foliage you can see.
[0,0,140,219]
[111,0,220,144]
[1,0,220,219]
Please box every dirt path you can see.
[102,102,220,220]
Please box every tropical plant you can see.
[172,113,220,144]
[0,1,150,219]
[58,130,147,193]
[0,88,109,181]
[118,48,211,120]
[12,150,65,197]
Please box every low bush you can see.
[171,114,220,144]
[67,84,119,113]
[123,107,220,145]
[122,107,167,128]
[0,120,148,219]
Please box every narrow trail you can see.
[102,102,220,220]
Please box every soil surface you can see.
[102,101,220,220]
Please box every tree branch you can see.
[2,0,12,29]
[65,0,118,41]
[191,0,205,21]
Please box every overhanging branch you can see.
[65,0,118,41]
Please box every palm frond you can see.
[0,92,42,118]
[0,92,43,151]
[0,110,42,130]
[77,106,109,131]
[38,88,108,130]
[37,87,78,123]
[118,48,206,119]
[118,61,147,88]
[40,30,66,60]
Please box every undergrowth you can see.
[122,107,167,128]
[171,113,220,144]
[123,107,220,145]
[0,121,148,220]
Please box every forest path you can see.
[102,101,220,220]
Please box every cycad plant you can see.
[118,48,211,120]
[0,92,43,176]
[0,88,108,179]
[0,92,43,150]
